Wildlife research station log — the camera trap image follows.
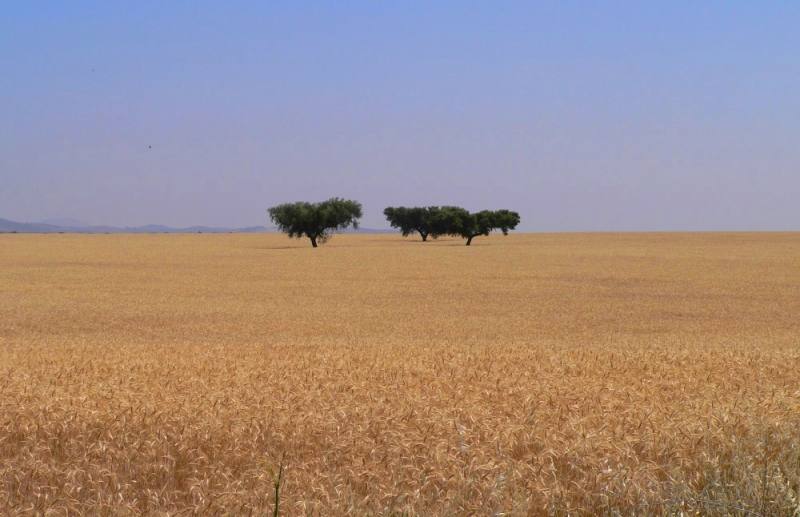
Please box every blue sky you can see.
[1,2,798,230]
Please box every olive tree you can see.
[461,209,520,245]
[383,206,440,241]
[433,207,520,245]
[267,198,362,247]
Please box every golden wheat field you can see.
[1,232,799,515]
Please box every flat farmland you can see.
[1,233,799,515]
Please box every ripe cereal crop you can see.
[1,232,799,515]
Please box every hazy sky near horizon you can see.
[2,2,798,230]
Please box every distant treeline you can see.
[268,198,520,247]
[384,206,520,246]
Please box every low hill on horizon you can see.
[0,217,392,234]
[0,217,271,234]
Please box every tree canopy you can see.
[456,209,521,245]
[383,206,438,241]
[384,205,520,245]
[268,198,362,247]
[431,207,520,245]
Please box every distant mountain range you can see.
[0,217,392,234]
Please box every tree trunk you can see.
[420,232,428,242]
[466,235,474,246]
[309,235,318,248]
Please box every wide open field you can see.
[1,232,799,515]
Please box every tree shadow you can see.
[249,245,308,250]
